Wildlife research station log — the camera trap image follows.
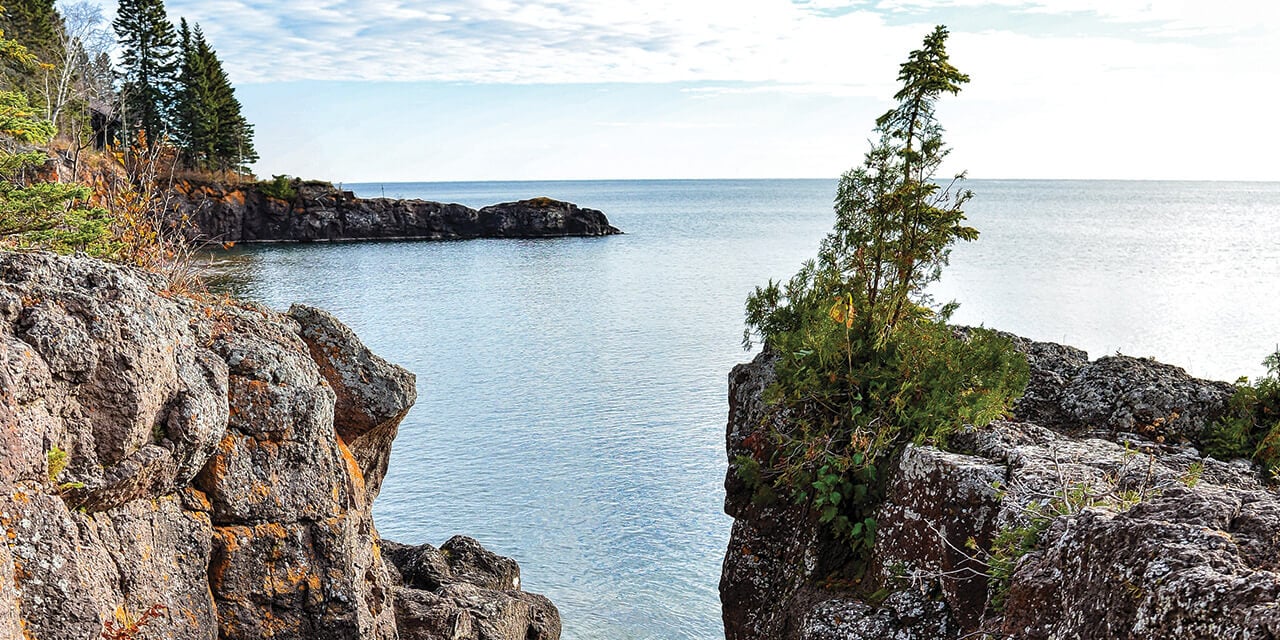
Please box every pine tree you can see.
[113,0,178,148]
[173,21,255,173]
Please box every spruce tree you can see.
[171,18,198,155]
[173,21,255,173]
[739,26,1026,557]
[113,0,178,147]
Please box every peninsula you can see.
[172,179,622,244]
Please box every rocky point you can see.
[171,180,621,244]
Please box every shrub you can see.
[1203,350,1280,475]
[1,91,118,257]
[257,174,297,201]
[47,446,68,484]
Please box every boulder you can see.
[384,537,561,640]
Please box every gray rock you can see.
[288,304,416,503]
[385,537,560,640]
[1059,355,1234,441]
[1005,487,1280,639]
[0,251,427,640]
[799,591,958,640]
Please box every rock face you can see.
[721,336,1274,640]
[0,251,558,640]
[171,180,621,243]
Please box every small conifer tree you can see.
[0,15,115,255]
[739,26,1027,560]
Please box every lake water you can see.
[215,179,1280,639]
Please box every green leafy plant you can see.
[736,25,1029,572]
[1203,350,1280,474]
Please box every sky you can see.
[95,0,1280,182]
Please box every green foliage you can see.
[1203,350,1280,475]
[1,90,115,254]
[173,20,256,172]
[0,0,58,55]
[257,174,298,201]
[113,0,179,147]
[46,445,67,483]
[0,0,60,93]
[1181,460,1205,487]
[985,482,1126,611]
[736,26,1029,569]
[986,508,1051,612]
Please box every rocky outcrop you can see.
[171,180,621,243]
[0,251,558,640]
[721,336,1272,639]
[383,537,561,640]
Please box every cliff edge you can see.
[172,180,621,244]
[722,335,1280,639]
[0,251,558,640]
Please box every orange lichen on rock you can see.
[335,436,366,500]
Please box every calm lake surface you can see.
[215,179,1280,639]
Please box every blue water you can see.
[216,179,1280,639]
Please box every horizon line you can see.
[334,177,1280,185]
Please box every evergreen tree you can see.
[0,0,62,98]
[113,0,178,147]
[173,21,255,172]
[171,17,196,152]
[0,0,59,59]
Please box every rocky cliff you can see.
[0,251,558,640]
[171,180,621,244]
[722,335,1280,639]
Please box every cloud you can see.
[87,0,1263,132]
[111,0,1251,87]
